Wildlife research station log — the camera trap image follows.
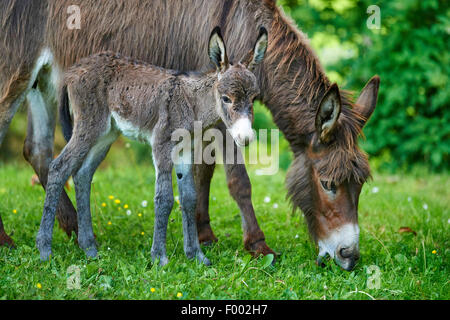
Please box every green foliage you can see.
[280,0,449,171]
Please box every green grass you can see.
[0,159,448,300]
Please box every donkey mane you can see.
[262,6,371,185]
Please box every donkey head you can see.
[287,76,380,270]
[208,26,268,147]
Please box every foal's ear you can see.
[208,26,229,71]
[242,26,268,71]
[315,83,342,143]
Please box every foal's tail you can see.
[59,84,73,142]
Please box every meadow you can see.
[0,157,448,299]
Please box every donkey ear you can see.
[242,26,268,71]
[355,75,380,127]
[315,83,342,143]
[208,26,229,71]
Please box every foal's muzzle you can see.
[229,117,255,147]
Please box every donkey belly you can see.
[111,111,154,145]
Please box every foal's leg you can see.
[23,84,79,239]
[151,168,174,266]
[177,162,211,266]
[36,139,91,261]
[72,133,117,258]
[193,163,218,245]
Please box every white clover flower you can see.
[423,203,428,210]
[407,196,412,202]
[264,196,271,203]
[371,187,379,193]
[141,200,148,208]
[126,210,131,216]
[273,203,278,209]
[295,234,299,239]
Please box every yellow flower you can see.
[12,209,17,214]
[432,250,437,254]
[108,195,114,200]
[107,221,112,226]
[177,292,182,298]
[124,204,129,209]
[101,203,106,207]
[36,283,42,289]
[138,213,142,217]
[114,199,121,204]
[150,287,156,293]
[141,232,145,236]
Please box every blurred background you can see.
[1,0,448,173]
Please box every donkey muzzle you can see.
[229,117,255,147]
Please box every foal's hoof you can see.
[152,254,169,267]
[36,235,52,261]
[84,247,98,259]
[38,248,52,261]
[196,252,212,266]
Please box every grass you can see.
[0,157,448,300]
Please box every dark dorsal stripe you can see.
[219,0,234,31]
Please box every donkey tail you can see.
[59,84,73,142]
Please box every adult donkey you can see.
[0,0,379,270]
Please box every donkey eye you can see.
[321,180,337,194]
[222,96,232,104]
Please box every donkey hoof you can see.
[0,232,15,248]
[159,256,169,266]
[196,253,211,266]
[38,248,52,261]
[85,246,98,258]
[36,235,52,261]
[152,254,169,266]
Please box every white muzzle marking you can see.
[229,117,255,147]
[318,223,360,259]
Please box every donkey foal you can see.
[36,27,268,265]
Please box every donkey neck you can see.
[259,9,331,153]
[180,72,220,130]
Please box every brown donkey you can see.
[0,1,379,270]
[36,27,268,263]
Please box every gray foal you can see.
[36,27,268,265]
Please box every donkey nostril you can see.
[339,247,352,259]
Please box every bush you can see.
[281,0,449,171]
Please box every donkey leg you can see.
[36,136,91,260]
[177,163,211,266]
[0,215,15,248]
[72,134,116,258]
[224,162,274,257]
[0,79,30,248]
[193,163,218,245]
[23,76,78,239]
[221,125,275,258]
[151,169,174,266]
